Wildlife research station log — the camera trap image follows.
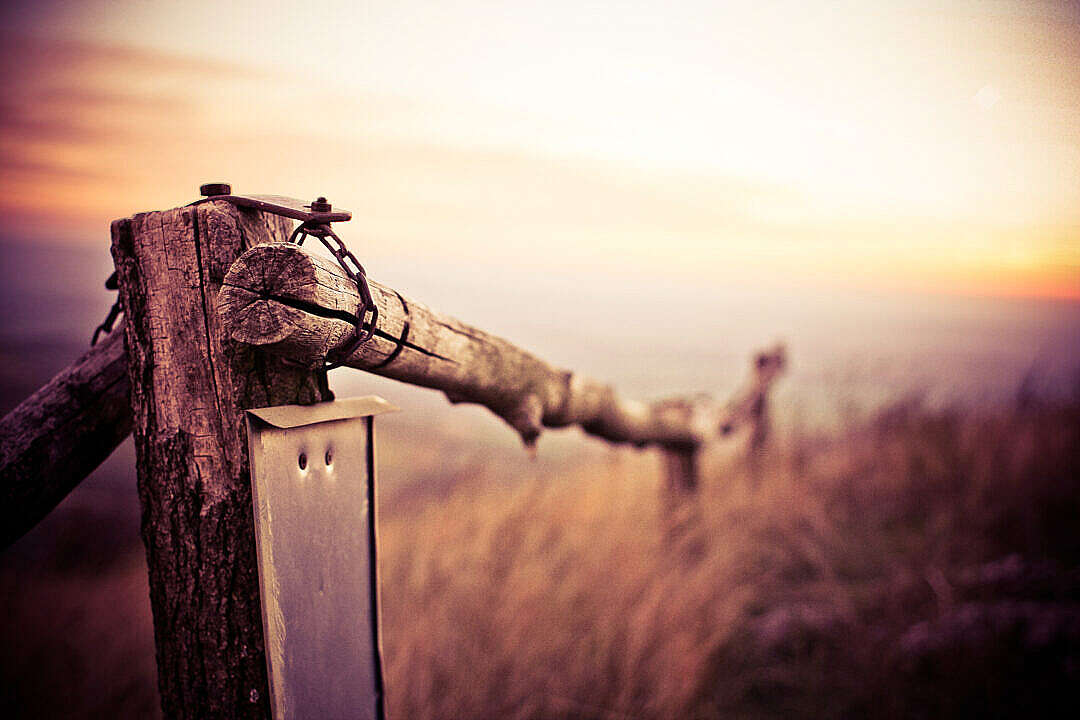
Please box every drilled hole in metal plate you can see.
[298,453,307,470]
[325,450,333,466]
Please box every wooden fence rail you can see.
[218,241,785,491]
[0,327,131,548]
[0,231,784,553]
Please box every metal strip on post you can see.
[246,396,397,720]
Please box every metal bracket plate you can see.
[193,192,352,224]
[246,396,397,720]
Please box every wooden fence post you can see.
[111,201,331,719]
[661,446,699,493]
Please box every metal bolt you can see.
[309,196,332,213]
[325,450,333,466]
[200,182,232,197]
[298,453,307,470]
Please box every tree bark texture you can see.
[0,326,131,549]
[111,201,331,719]
[218,242,785,488]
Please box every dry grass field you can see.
[376,392,1080,719]
[3,390,1079,718]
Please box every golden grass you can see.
[378,397,1080,719]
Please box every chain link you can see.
[288,222,378,369]
[91,271,122,345]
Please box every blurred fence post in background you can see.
[110,201,332,719]
[662,345,786,493]
[661,443,700,493]
[743,348,786,484]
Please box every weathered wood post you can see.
[110,201,331,718]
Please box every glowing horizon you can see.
[0,1,1078,300]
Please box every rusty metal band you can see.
[369,290,411,370]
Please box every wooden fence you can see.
[0,197,784,718]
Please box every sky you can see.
[1,0,1078,299]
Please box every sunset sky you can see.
[1,0,1078,299]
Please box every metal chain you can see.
[91,271,122,345]
[288,222,378,369]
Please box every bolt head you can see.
[309,196,332,213]
[200,182,232,197]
